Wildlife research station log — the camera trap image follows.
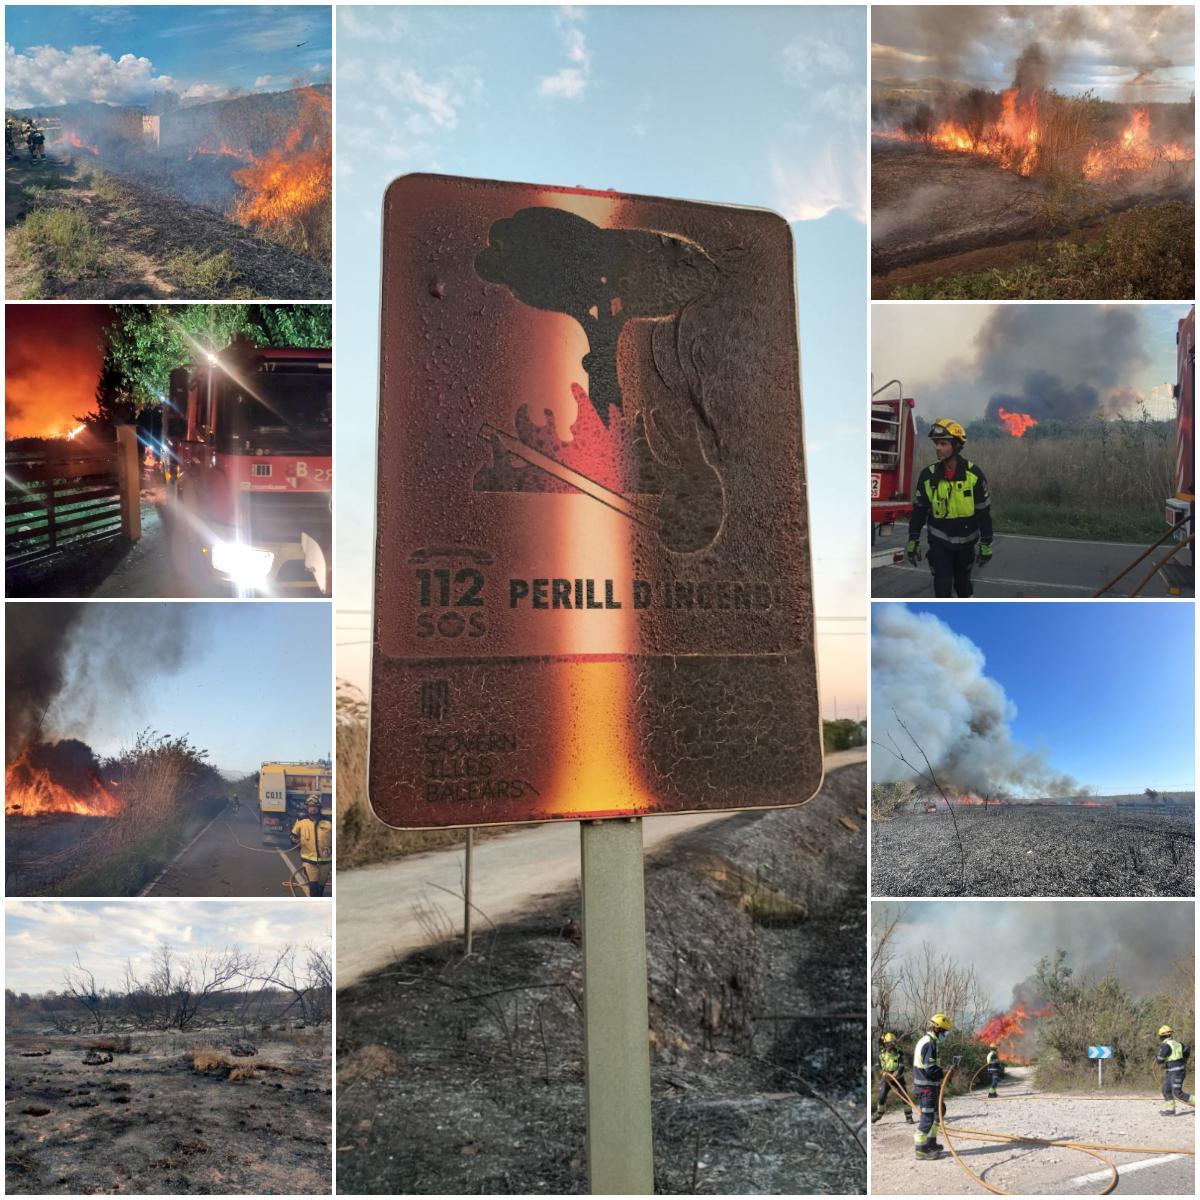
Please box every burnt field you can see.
[5,1023,331,1195]
[337,764,868,1195]
[871,803,1194,897]
[871,141,1194,298]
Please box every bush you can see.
[824,718,867,752]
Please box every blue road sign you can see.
[1088,1045,1113,1059]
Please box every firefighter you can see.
[906,420,993,598]
[26,122,44,163]
[1157,1024,1194,1115]
[290,794,332,898]
[913,1011,952,1160]
[872,1031,913,1124]
[5,118,17,159]
[984,1043,1002,1098]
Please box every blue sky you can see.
[892,602,1195,793]
[335,5,868,717]
[48,603,332,776]
[6,900,330,993]
[5,5,331,107]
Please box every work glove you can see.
[906,538,922,566]
[977,542,993,568]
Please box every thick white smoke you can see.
[872,604,1081,797]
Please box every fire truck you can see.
[258,760,332,845]
[871,379,916,565]
[164,338,332,593]
[1165,306,1194,587]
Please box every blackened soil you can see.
[336,764,867,1195]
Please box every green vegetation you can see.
[1033,950,1194,1092]
[9,206,108,278]
[165,248,238,297]
[892,202,1194,300]
[104,303,333,410]
[973,415,1175,543]
[824,718,867,752]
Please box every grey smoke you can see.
[5,603,211,760]
[927,304,1154,424]
[872,604,1082,797]
[882,900,1194,1009]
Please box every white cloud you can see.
[782,33,856,78]
[378,65,461,129]
[770,141,868,225]
[538,8,591,101]
[5,42,177,107]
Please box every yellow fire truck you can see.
[258,760,332,844]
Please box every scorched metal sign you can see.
[371,173,821,827]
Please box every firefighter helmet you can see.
[1159,1025,1175,1038]
[929,419,967,444]
[988,1043,998,1050]
[930,1012,953,1031]
[306,793,321,812]
[881,1032,897,1045]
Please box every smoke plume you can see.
[872,605,1082,797]
[5,603,210,762]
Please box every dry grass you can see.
[84,1035,133,1054]
[191,1047,229,1073]
[227,1064,257,1081]
[338,1043,405,1086]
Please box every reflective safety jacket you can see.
[986,1050,999,1066]
[291,816,333,864]
[1159,1038,1190,1067]
[879,1046,904,1075]
[914,1032,943,1086]
[908,456,993,548]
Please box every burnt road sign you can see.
[371,173,821,828]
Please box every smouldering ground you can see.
[871,805,1194,897]
[5,1027,331,1194]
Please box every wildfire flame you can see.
[230,85,330,255]
[189,140,257,164]
[978,1003,1052,1063]
[65,423,86,441]
[1083,108,1195,182]
[54,129,99,156]
[5,751,121,818]
[997,408,1038,437]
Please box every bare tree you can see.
[871,905,907,1033]
[895,941,990,1036]
[248,943,332,1027]
[63,953,107,1033]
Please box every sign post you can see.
[463,827,474,957]
[371,174,821,1193]
[581,819,654,1193]
[1088,1044,1113,1088]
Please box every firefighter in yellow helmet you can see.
[290,794,332,897]
[984,1043,1002,1098]
[907,420,993,598]
[913,1012,952,1160]
[1156,1024,1194,1115]
[872,1031,913,1124]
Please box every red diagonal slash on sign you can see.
[479,422,661,530]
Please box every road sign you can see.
[1088,1045,1113,1059]
[371,173,822,828]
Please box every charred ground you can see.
[871,801,1195,897]
[336,763,867,1195]
[5,1023,331,1195]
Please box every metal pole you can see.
[581,818,654,1195]
[1099,1057,1103,1089]
[464,827,474,957]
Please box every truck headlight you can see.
[212,540,274,584]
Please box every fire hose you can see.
[1093,518,1194,597]
[223,824,318,895]
[880,1069,1194,1196]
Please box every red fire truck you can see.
[1166,306,1194,585]
[164,339,332,593]
[871,379,916,564]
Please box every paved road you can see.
[335,749,867,990]
[872,529,1189,598]
[871,1067,1195,1195]
[144,802,309,898]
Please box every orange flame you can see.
[230,85,330,255]
[978,1003,1052,1063]
[54,129,99,156]
[1082,107,1194,181]
[190,140,257,164]
[5,751,121,817]
[997,408,1038,437]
